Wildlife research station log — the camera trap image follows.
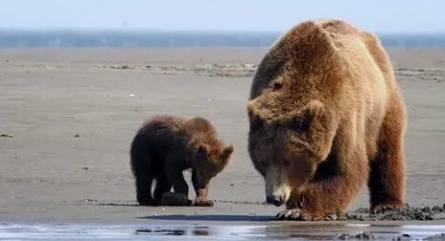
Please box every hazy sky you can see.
[1,0,444,33]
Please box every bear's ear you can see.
[221,145,234,164]
[295,22,337,69]
[307,100,324,118]
[197,145,208,155]
[247,100,264,132]
[301,100,324,131]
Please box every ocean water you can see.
[0,30,444,48]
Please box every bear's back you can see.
[135,115,189,151]
[317,19,395,85]
[250,19,389,101]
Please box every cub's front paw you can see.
[193,198,214,207]
[275,209,321,221]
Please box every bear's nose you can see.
[266,195,284,207]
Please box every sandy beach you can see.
[1,48,445,228]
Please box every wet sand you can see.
[0,48,445,233]
[1,223,445,240]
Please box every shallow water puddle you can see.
[0,223,444,240]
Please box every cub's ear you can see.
[221,145,234,164]
[223,145,234,155]
[197,145,208,155]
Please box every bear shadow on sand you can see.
[137,205,445,222]
[84,200,445,222]
[137,214,273,222]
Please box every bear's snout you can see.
[266,194,284,207]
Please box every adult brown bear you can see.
[247,19,407,220]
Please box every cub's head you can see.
[190,143,234,192]
[247,99,337,207]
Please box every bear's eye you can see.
[283,160,291,167]
[272,81,283,90]
[290,117,304,132]
[199,171,204,176]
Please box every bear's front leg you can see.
[164,161,193,205]
[277,151,369,221]
[193,187,213,207]
[191,170,214,207]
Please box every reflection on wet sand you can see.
[1,223,445,240]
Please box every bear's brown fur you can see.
[130,114,234,206]
[247,19,407,220]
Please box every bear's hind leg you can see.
[164,156,189,197]
[130,144,157,206]
[135,173,157,206]
[153,174,172,202]
[368,97,406,212]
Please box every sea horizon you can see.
[1,29,445,48]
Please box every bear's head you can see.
[190,142,234,195]
[247,98,337,207]
[185,117,234,197]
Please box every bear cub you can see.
[130,114,234,206]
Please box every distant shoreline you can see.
[1,30,445,48]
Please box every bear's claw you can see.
[371,202,406,214]
[275,209,309,221]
